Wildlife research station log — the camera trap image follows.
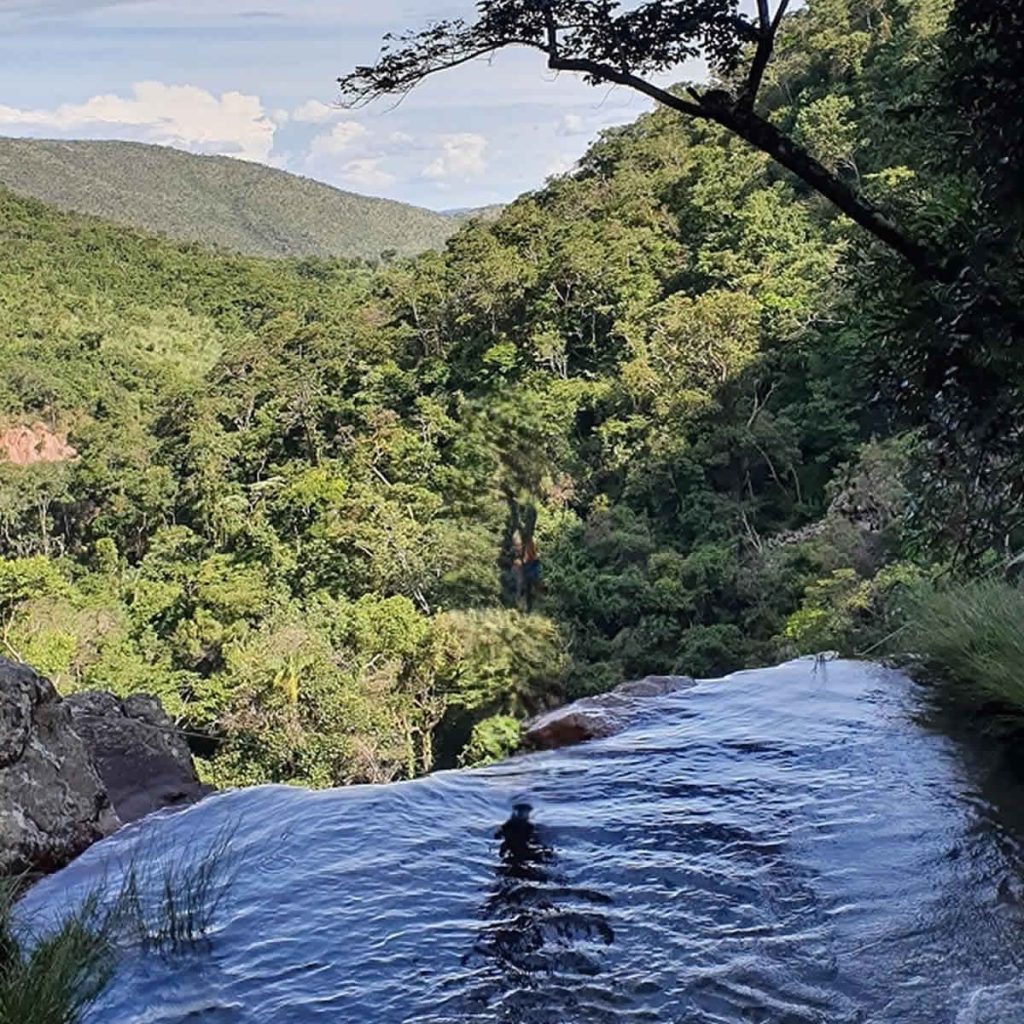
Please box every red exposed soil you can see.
[0,423,78,466]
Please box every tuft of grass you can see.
[897,579,1024,717]
[0,827,236,1024]
[114,827,236,956]
[1,880,114,1024]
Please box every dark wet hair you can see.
[512,802,533,818]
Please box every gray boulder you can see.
[524,674,695,751]
[1,659,119,876]
[65,691,214,824]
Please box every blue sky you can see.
[0,0,703,209]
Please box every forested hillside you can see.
[1,0,1020,788]
[0,138,462,259]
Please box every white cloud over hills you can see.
[0,81,276,162]
[0,72,643,206]
[0,0,695,207]
[422,133,488,182]
[339,158,396,191]
[0,80,492,193]
[307,120,368,157]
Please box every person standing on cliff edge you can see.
[521,535,541,612]
[499,495,543,612]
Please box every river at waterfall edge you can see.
[22,659,1024,1023]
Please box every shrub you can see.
[898,579,1024,717]
[438,608,569,717]
[460,715,522,767]
[779,562,921,658]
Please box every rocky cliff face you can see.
[0,422,77,466]
[1,659,213,877]
[65,691,213,824]
[0,659,119,876]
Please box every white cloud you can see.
[422,133,488,182]
[307,120,368,158]
[557,113,586,136]
[0,81,276,162]
[545,153,577,177]
[291,99,339,124]
[339,158,395,191]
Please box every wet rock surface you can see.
[524,674,695,750]
[0,658,119,876]
[65,691,214,824]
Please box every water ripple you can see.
[21,659,1024,1023]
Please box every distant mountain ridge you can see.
[0,138,464,260]
[443,203,505,221]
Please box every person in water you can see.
[463,801,612,1007]
[495,802,549,869]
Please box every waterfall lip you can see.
[522,655,888,754]
[17,657,1024,1024]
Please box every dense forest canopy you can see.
[0,0,1021,787]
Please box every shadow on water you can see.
[456,803,616,1023]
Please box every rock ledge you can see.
[2,658,213,877]
[524,674,695,751]
[1,659,119,876]
[66,690,214,825]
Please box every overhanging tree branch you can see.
[741,0,790,108]
[337,0,952,281]
[539,52,946,277]
[695,91,946,276]
[546,52,706,117]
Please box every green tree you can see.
[339,0,951,279]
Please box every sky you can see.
[0,0,704,210]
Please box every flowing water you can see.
[22,659,1024,1023]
